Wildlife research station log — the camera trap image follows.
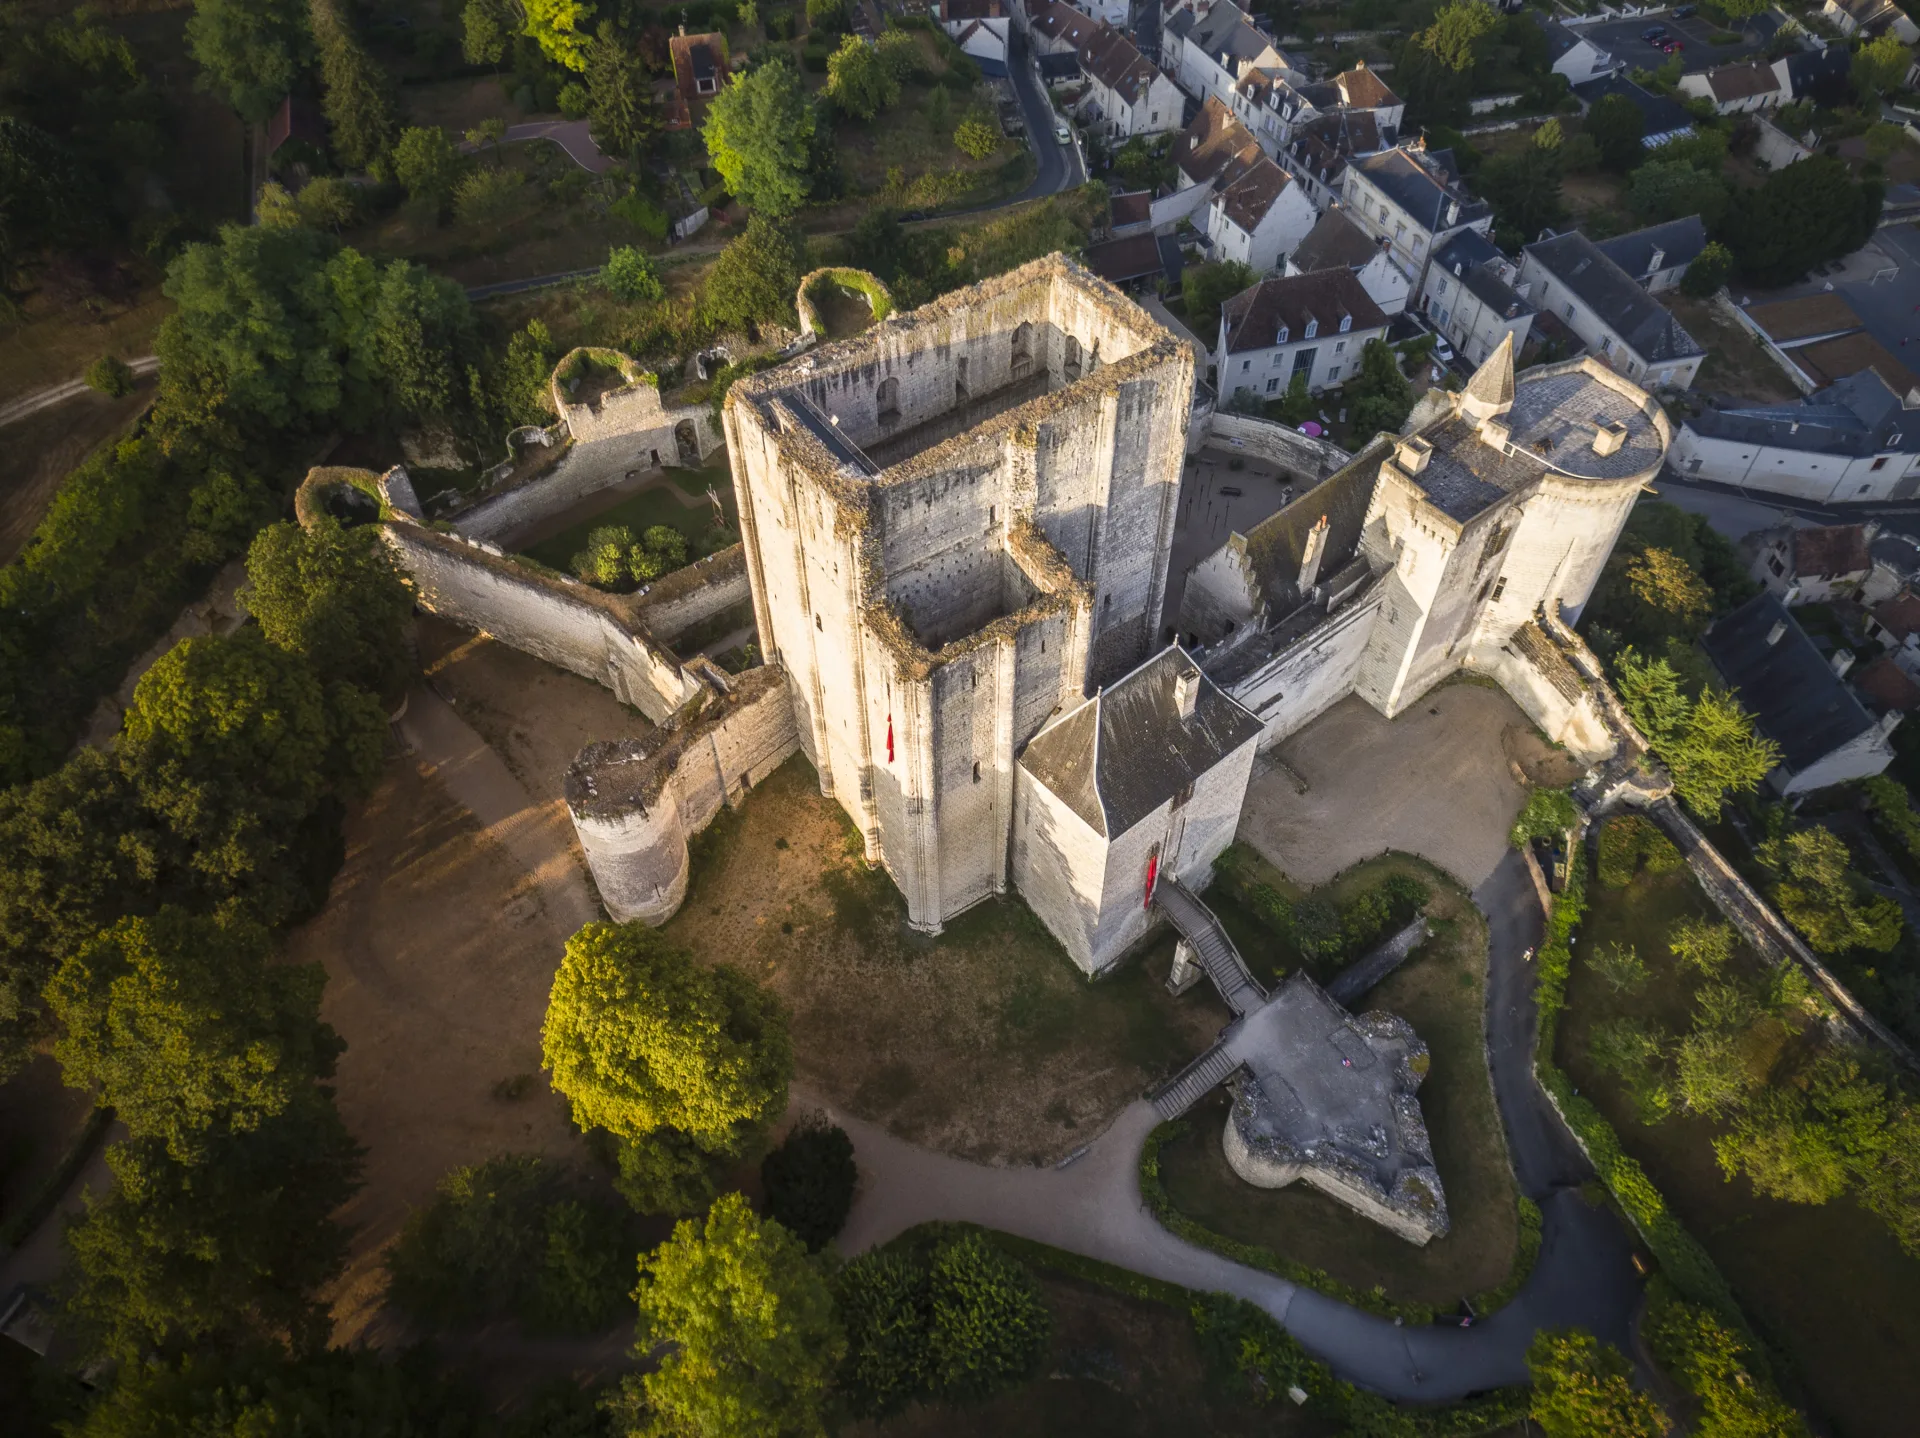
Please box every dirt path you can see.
[0,356,157,429]
[0,380,155,564]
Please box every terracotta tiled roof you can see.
[1217,156,1293,234]
[1111,191,1152,227]
[1793,333,1920,399]
[1856,655,1920,713]
[1174,96,1263,188]
[1221,269,1390,355]
[1032,0,1098,45]
[1791,523,1872,578]
[1078,21,1161,104]
[1873,590,1920,642]
[1744,293,1861,344]
[1335,61,1399,110]
[1290,207,1384,273]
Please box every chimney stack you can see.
[1174,667,1201,720]
[1766,621,1788,646]
[1832,649,1856,678]
[1298,513,1330,592]
[1592,420,1628,457]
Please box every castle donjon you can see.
[371,253,1668,978]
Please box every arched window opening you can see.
[877,375,900,427]
[1011,321,1034,379]
[1062,334,1083,382]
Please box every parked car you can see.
[1673,4,1697,16]
[1661,39,1684,53]
[1641,24,1668,41]
[1054,120,1072,146]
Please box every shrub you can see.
[954,116,1000,159]
[761,1113,857,1251]
[453,166,526,226]
[84,356,136,398]
[629,525,689,581]
[602,246,664,303]
[558,81,589,120]
[387,1155,633,1334]
[1510,785,1578,849]
[610,190,671,240]
[1597,813,1683,887]
[836,1232,1049,1415]
[571,525,636,588]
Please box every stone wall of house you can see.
[568,664,799,924]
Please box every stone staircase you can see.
[1155,877,1267,1016]
[1150,1040,1245,1121]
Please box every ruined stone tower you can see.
[722,255,1195,932]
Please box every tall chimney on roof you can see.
[1298,514,1330,593]
[1174,666,1201,720]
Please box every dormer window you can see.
[1304,318,1318,339]
[1276,324,1288,344]
[1339,313,1352,333]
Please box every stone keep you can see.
[723,256,1194,932]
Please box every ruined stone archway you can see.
[1063,334,1083,382]
[1011,321,1033,380]
[673,420,699,466]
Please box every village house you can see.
[1677,59,1783,114]
[1517,231,1706,389]
[1670,370,1920,503]
[1214,269,1392,402]
[1280,107,1387,210]
[1164,0,1292,113]
[1821,0,1919,42]
[1572,74,1696,149]
[1161,97,1317,270]
[1418,230,1536,367]
[1543,19,1622,86]
[1285,207,1410,317]
[938,0,1010,75]
[664,29,731,129]
[1595,217,1708,294]
[1341,146,1492,293]
[1742,522,1875,604]
[1031,3,1182,137]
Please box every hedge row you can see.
[1138,1120,1543,1325]
[1532,855,1748,1326]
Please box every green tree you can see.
[1668,917,1734,977]
[703,213,808,332]
[492,318,556,428]
[1624,546,1713,639]
[807,0,850,32]
[1715,1085,1851,1203]
[704,60,815,215]
[761,1114,856,1251]
[454,165,526,225]
[63,1113,361,1361]
[1589,1018,1671,1124]
[1644,1288,1810,1437]
[1612,651,1779,818]
[85,355,137,397]
[587,21,656,158]
[1181,259,1257,344]
[46,909,341,1163]
[541,920,793,1154]
[603,245,665,303]
[1680,240,1733,298]
[1627,160,1729,228]
[614,1192,843,1438]
[1394,0,1499,124]
[1478,132,1565,248]
[392,125,463,213]
[1768,826,1902,955]
[630,525,690,581]
[876,29,926,83]
[828,34,899,121]
[1586,93,1645,172]
[1348,337,1416,435]
[927,1233,1051,1401]
[186,0,312,125]
[1675,1025,1760,1118]
[463,0,513,65]
[1590,941,1649,994]
[836,1249,933,1417]
[310,0,394,171]
[572,524,636,587]
[242,514,414,699]
[1510,785,1578,848]
[1725,157,1882,287]
[1525,1328,1668,1438]
[0,117,88,280]
[1853,32,1913,105]
[371,259,477,422]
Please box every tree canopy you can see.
[310,0,394,172]
[1613,650,1780,819]
[828,34,899,121]
[1724,157,1882,287]
[541,921,793,1153]
[1586,94,1645,172]
[704,60,815,216]
[242,515,414,700]
[1181,260,1257,345]
[1764,825,1902,956]
[1525,1328,1668,1438]
[703,214,809,333]
[186,0,312,125]
[615,1192,843,1438]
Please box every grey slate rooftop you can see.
[1524,230,1704,364]
[1701,592,1874,774]
[1687,370,1920,458]
[1351,148,1490,234]
[1595,216,1708,285]
[1019,646,1262,837]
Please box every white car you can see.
[1431,334,1455,363]
[1054,121,1072,146]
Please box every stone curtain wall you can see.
[570,666,800,924]
[1203,411,1353,481]
[1227,589,1384,748]
[382,525,694,722]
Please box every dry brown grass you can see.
[1666,292,1805,404]
[0,290,168,406]
[662,760,1226,1166]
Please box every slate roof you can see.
[1174,96,1266,192]
[1350,148,1490,235]
[1291,207,1384,273]
[1220,269,1389,356]
[1182,2,1282,71]
[1239,437,1390,610]
[1038,50,1082,80]
[1084,232,1166,283]
[1432,231,1533,319]
[1782,45,1852,103]
[1687,370,1920,458]
[1596,217,1709,283]
[1019,646,1262,837]
[1523,231,1704,363]
[942,0,1004,17]
[1283,109,1385,192]
[1572,75,1695,142]
[1702,592,1875,773]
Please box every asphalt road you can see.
[1003,26,1085,206]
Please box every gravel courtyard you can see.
[1238,683,1584,889]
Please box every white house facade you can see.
[1341,146,1492,293]
[1671,370,1920,503]
[1215,269,1392,401]
[1518,231,1705,390]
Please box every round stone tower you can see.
[565,738,690,925]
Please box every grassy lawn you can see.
[849,1267,1334,1437]
[1561,866,1920,1438]
[0,289,169,405]
[661,758,1225,1165]
[516,461,732,573]
[1158,855,1523,1310]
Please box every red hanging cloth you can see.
[1144,854,1158,908]
[886,714,894,763]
